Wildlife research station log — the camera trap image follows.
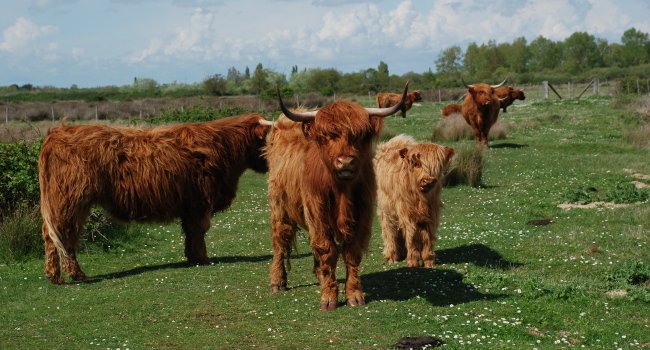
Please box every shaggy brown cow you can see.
[374,134,454,268]
[494,86,525,113]
[441,79,506,146]
[39,114,273,284]
[376,90,422,118]
[265,84,409,310]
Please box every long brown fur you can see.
[39,113,272,284]
[456,83,501,146]
[265,100,387,310]
[376,91,422,118]
[441,104,462,117]
[494,86,526,113]
[374,134,454,268]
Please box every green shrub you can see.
[0,140,42,215]
[443,143,485,187]
[0,205,42,262]
[606,261,649,287]
[562,186,599,204]
[605,183,649,204]
[150,106,245,124]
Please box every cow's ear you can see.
[255,124,271,140]
[370,116,384,135]
[399,147,409,159]
[301,122,315,139]
[444,147,455,164]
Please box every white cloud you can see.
[584,0,631,37]
[0,17,58,54]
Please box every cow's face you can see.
[468,84,495,106]
[399,145,455,193]
[305,103,382,182]
[246,121,273,173]
[512,89,526,101]
[412,91,423,102]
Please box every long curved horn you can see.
[461,77,473,89]
[364,81,410,117]
[490,78,508,88]
[276,86,317,122]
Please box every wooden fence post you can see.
[5,106,8,125]
[542,81,549,99]
[593,78,600,95]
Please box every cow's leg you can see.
[58,206,90,282]
[182,213,211,265]
[420,223,437,268]
[404,224,423,268]
[342,241,366,307]
[313,239,339,310]
[42,223,63,284]
[379,211,400,263]
[270,216,295,293]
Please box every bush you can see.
[0,205,42,262]
[562,186,599,204]
[605,183,649,204]
[431,114,472,142]
[0,140,41,215]
[150,105,245,124]
[443,143,485,187]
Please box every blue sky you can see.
[1,0,648,88]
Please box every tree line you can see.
[1,28,648,102]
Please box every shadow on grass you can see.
[436,243,523,269]
[489,142,528,149]
[86,252,311,282]
[362,267,505,306]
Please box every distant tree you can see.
[305,68,341,96]
[561,32,600,73]
[619,27,649,66]
[226,67,242,83]
[435,46,462,74]
[499,37,528,73]
[132,77,159,93]
[244,66,251,80]
[377,61,390,90]
[251,63,269,95]
[463,42,480,78]
[528,36,561,72]
[202,74,228,95]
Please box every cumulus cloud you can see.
[0,17,58,54]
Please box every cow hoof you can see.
[423,261,435,268]
[271,284,286,293]
[48,276,65,285]
[71,272,89,282]
[320,299,338,311]
[346,295,365,307]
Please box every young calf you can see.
[374,134,454,268]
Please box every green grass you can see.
[1,96,649,349]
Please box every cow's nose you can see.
[419,177,437,192]
[335,156,357,170]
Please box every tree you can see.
[463,42,480,78]
[499,37,528,73]
[202,74,227,95]
[251,63,269,95]
[528,36,561,72]
[305,68,341,96]
[561,32,600,73]
[435,45,463,74]
[619,27,649,66]
[376,61,390,91]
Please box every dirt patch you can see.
[558,202,631,210]
[527,219,553,226]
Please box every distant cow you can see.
[39,114,273,284]
[441,79,506,146]
[376,90,422,118]
[374,134,454,268]
[265,84,409,310]
[494,86,525,113]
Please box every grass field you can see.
[1,94,649,349]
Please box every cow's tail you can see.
[39,153,68,258]
[442,104,462,117]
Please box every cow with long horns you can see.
[265,83,409,310]
[441,79,507,146]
